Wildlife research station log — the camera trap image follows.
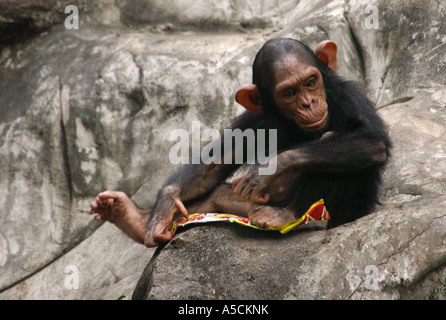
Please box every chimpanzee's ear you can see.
[235,84,262,113]
[314,40,338,71]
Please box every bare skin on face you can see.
[274,56,328,132]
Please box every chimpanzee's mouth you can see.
[300,111,328,132]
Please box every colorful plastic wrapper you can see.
[167,199,330,236]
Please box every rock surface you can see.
[134,204,446,300]
[0,0,445,300]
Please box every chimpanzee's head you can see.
[236,38,337,133]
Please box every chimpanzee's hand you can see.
[232,163,279,204]
[144,185,189,247]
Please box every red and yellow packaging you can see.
[168,199,329,236]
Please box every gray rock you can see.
[0,12,260,295]
[133,202,446,300]
[0,223,153,300]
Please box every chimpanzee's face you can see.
[273,56,328,132]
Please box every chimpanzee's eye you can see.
[306,78,317,88]
[284,88,297,98]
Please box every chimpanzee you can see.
[89,38,391,247]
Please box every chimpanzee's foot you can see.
[89,191,149,244]
[248,206,297,229]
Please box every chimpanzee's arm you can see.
[281,130,389,173]
[145,113,260,246]
[145,158,239,246]
[232,129,389,203]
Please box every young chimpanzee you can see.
[89,38,391,247]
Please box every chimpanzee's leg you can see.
[88,186,260,244]
[88,182,303,243]
[89,191,151,244]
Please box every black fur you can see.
[232,38,391,228]
[158,38,391,230]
